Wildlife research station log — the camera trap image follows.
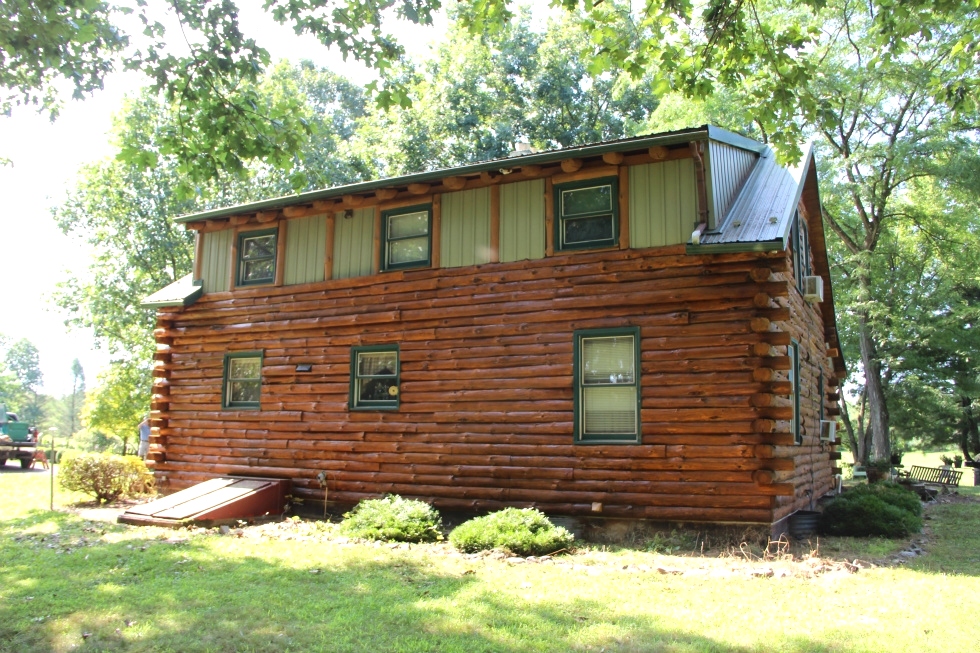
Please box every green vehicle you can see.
[0,404,39,468]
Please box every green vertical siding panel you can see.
[629,161,698,248]
[284,215,327,285]
[499,179,546,262]
[333,207,375,279]
[441,188,491,268]
[201,229,232,293]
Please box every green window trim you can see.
[573,327,641,444]
[222,351,263,410]
[554,177,619,251]
[237,228,278,287]
[791,212,812,292]
[382,204,432,271]
[350,345,400,411]
[790,340,801,444]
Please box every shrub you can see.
[59,453,155,504]
[340,495,443,542]
[820,483,923,537]
[449,507,574,556]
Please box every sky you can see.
[0,5,446,397]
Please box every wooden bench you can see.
[900,465,962,498]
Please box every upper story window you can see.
[350,345,400,410]
[573,327,641,444]
[791,212,811,291]
[238,229,277,286]
[555,177,619,251]
[223,351,263,409]
[383,205,432,271]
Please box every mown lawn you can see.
[1,465,979,652]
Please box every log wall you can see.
[150,242,837,525]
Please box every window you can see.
[383,205,431,270]
[791,212,811,291]
[790,340,801,444]
[223,352,263,409]
[350,346,400,410]
[238,229,277,286]
[573,328,641,443]
[555,177,619,251]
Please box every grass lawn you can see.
[2,465,980,652]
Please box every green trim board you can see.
[790,340,801,445]
[222,351,263,410]
[350,345,400,410]
[554,176,619,251]
[573,327,642,444]
[382,204,432,271]
[237,229,278,286]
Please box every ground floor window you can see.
[351,345,400,410]
[223,352,263,409]
[573,327,641,443]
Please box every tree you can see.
[81,360,149,455]
[351,6,658,176]
[7,1,977,189]
[3,338,44,425]
[647,1,980,464]
[70,359,85,438]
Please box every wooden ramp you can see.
[118,476,291,527]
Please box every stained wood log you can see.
[648,146,669,161]
[376,188,398,200]
[442,176,466,190]
[602,152,625,165]
[560,158,583,172]
[407,183,430,195]
[750,268,772,282]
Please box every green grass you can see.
[3,465,980,652]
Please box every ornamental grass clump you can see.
[59,453,155,504]
[449,507,574,556]
[340,495,443,542]
[820,482,923,537]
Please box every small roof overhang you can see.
[141,274,203,309]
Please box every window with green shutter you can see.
[237,229,277,286]
[223,352,263,409]
[350,345,400,410]
[555,177,619,251]
[382,205,431,270]
[573,328,641,443]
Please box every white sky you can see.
[0,4,446,396]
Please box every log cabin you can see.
[142,125,846,534]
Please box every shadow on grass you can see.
[0,510,836,653]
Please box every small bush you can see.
[449,507,574,556]
[820,483,923,537]
[59,453,155,504]
[340,495,442,542]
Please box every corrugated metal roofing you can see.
[174,125,765,224]
[695,146,808,250]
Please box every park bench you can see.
[899,465,962,499]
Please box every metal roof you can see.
[141,274,203,308]
[174,125,764,224]
[692,144,811,252]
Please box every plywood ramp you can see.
[118,476,290,527]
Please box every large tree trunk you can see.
[959,396,979,462]
[858,312,890,461]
